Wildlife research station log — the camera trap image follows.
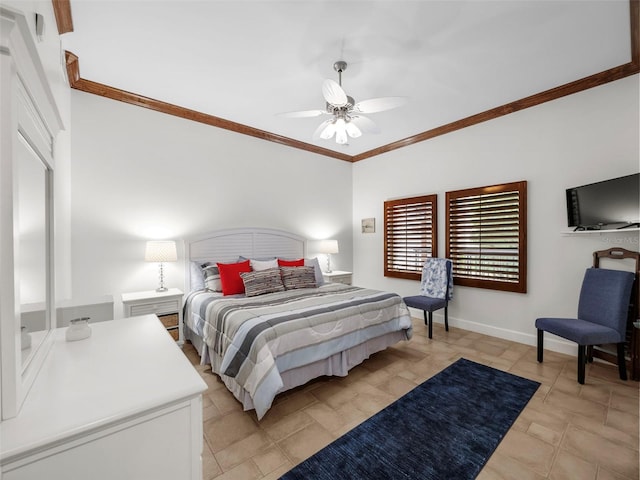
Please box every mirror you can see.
[1,6,62,419]
[16,133,51,372]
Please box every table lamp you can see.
[318,239,339,273]
[145,240,177,292]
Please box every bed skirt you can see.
[184,324,407,416]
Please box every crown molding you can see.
[52,0,73,34]
[352,63,639,162]
[64,52,352,162]
[62,0,638,163]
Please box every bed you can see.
[183,228,413,419]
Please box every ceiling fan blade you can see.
[350,115,380,134]
[322,79,348,107]
[353,96,407,114]
[277,109,326,118]
[312,119,335,140]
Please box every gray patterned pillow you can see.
[240,268,285,297]
[280,266,318,290]
[304,257,325,286]
[202,264,222,292]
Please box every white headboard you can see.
[184,228,306,291]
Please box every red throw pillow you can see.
[217,260,251,295]
[278,258,304,267]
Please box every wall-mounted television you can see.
[566,173,639,230]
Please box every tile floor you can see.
[182,317,640,480]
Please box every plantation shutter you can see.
[384,195,438,280]
[446,181,527,293]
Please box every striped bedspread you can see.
[184,283,412,418]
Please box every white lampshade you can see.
[317,239,339,255]
[145,240,177,263]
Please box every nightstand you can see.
[121,288,184,344]
[323,271,353,285]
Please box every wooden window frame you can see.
[384,194,438,281]
[446,181,527,293]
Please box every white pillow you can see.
[251,258,279,271]
[305,257,324,286]
[190,261,205,291]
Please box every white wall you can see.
[353,75,640,354]
[70,91,353,315]
[70,72,638,352]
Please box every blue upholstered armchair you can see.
[536,267,635,384]
[403,258,453,339]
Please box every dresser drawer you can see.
[331,276,351,285]
[323,271,352,286]
[129,299,180,317]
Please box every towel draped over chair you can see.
[419,258,454,300]
[404,258,453,339]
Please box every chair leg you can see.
[444,305,449,332]
[537,329,543,363]
[586,345,594,363]
[423,311,432,339]
[578,345,586,384]
[428,312,433,339]
[617,342,628,381]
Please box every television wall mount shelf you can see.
[561,227,640,235]
[573,223,640,232]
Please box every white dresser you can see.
[0,315,207,480]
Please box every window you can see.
[446,181,527,293]
[384,195,438,280]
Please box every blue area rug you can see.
[280,358,539,480]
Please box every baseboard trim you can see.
[411,309,578,356]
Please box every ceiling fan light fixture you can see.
[335,127,348,145]
[320,121,337,140]
[345,120,361,138]
[282,60,405,147]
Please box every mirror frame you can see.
[15,128,54,377]
[1,7,64,419]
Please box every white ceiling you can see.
[61,1,632,157]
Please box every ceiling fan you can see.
[279,61,406,145]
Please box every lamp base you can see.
[156,262,168,292]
